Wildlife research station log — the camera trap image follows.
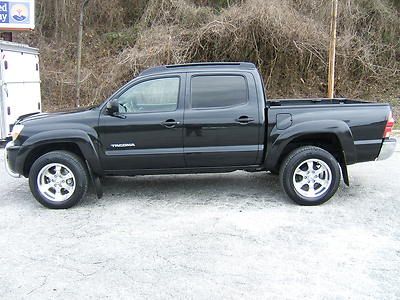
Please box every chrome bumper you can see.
[4,142,21,178]
[376,138,397,161]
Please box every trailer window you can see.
[191,75,248,109]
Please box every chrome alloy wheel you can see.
[37,163,76,202]
[292,159,332,199]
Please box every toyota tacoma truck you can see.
[4,62,397,209]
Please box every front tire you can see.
[280,146,341,206]
[29,151,89,209]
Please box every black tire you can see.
[279,146,341,206]
[29,151,89,209]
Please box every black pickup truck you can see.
[4,62,397,209]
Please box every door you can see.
[184,73,262,167]
[0,50,41,138]
[98,75,185,171]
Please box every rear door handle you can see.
[235,116,255,124]
[161,119,180,128]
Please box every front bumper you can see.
[4,141,21,178]
[376,138,397,161]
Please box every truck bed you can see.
[268,98,377,107]
[265,98,391,169]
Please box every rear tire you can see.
[29,151,89,209]
[280,146,340,206]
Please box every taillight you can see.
[383,112,395,138]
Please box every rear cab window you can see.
[190,75,248,109]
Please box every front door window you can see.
[118,77,180,113]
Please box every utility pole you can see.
[76,0,90,107]
[327,0,338,99]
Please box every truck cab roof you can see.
[139,62,257,76]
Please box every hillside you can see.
[14,0,400,119]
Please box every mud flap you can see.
[340,162,350,186]
[86,161,103,199]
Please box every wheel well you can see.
[276,133,345,171]
[23,143,85,177]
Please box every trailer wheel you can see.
[280,146,340,206]
[29,151,89,209]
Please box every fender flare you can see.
[16,129,103,176]
[265,120,356,172]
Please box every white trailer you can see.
[0,40,41,140]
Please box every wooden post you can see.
[55,0,59,41]
[76,0,90,108]
[327,0,338,99]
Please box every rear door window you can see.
[191,75,248,109]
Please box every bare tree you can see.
[75,0,90,107]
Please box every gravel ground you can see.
[0,145,399,299]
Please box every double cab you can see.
[4,62,397,208]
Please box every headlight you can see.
[11,124,24,141]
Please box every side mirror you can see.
[106,99,119,115]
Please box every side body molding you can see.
[265,120,356,170]
[16,128,103,176]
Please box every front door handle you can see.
[161,119,180,128]
[235,116,255,125]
